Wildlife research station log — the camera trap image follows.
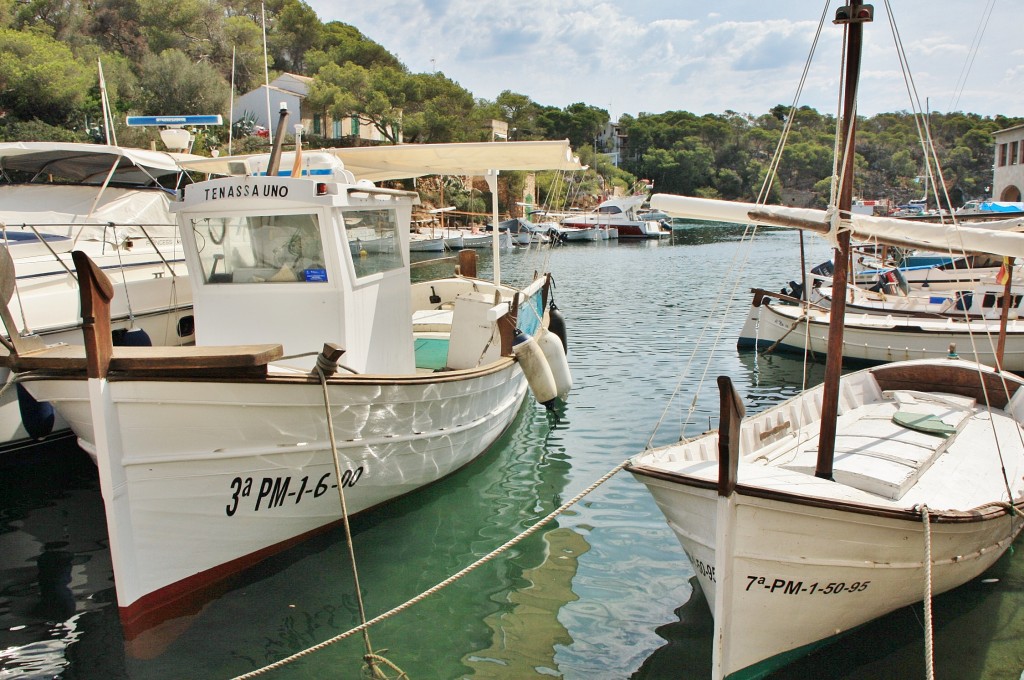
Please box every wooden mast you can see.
[815,1,871,480]
[996,257,1014,369]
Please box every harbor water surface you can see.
[2,225,1022,679]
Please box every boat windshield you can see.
[189,213,328,284]
[345,208,404,278]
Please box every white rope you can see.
[315,366,381,678]
[230,458,628,679]
[644,3,833,444]
[920,505,935,680]
[947,0,998,113]
[2,225,31,333]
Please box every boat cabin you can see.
[172,154,421,374]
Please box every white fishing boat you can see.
[649,192,1024,368]
[456,229,493,249]
[0,142,197,449]
[4,136,580,636]
[629,359,1024,678]
[493,217,551,246]
[549,223,602,242]
[408,232,446,252]
[627,4,1024,678]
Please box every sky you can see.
[305,0,1022,121]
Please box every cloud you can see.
[307,0,1024,118]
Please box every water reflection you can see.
[463,528,590,678]
[0,444,122,678]
[631,577,712,679]
[2,227,1021,679]
[116,399,576,678]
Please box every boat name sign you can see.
[744,575,872,596]
[202,182,291,202]
[225,468,364,516]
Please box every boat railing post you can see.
[265,103,290,176]
[457,249,477,278]
[717,375,745,497]
[72,250,114,379]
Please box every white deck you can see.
[637,373,1024,513]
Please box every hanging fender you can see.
[112,327,153,347]
[537,328,572,400]
[547,302,568,356]
[512,329,557,409]
[16,383,54,440]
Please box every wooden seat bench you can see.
[2,343,283,376]
[2,250,284,379]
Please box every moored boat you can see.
[4,138,581,636]
[626,3,1024,678]
[560,195,669,239]
[0,142,198,450]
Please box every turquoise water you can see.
[2,227,1022,679]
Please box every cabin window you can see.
[190,213,328,284]
[345,208,403,278]
[982,293,1023,309]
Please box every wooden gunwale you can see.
[12,354,519,385]
[755,295,1024,336]
[627,465,1023,524]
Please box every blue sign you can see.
[126,115,223,126]
[304,269,328,282]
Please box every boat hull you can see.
[1,255,194,449]
[629,359,1024,678]
[22,361,528,634]
[737,298,1024,370]
[634,473,1019,677]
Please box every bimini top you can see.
[0,141,200,187]
[178,140,584,183]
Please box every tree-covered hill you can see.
[0,0,1017,208]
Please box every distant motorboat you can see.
[560,195,669,239]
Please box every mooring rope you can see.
[920,505,936,680]
[314,366,396,680]
[230,458,629,679]
[759,314,808,357]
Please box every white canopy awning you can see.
[651,194,1024,260]
[178,140,583,181]
[0,142,200,184]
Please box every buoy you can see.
[537,328,572,399]
[548,302,567,356]
[112,327,153,347]
[512,329,557,409]
[16,383,54,439]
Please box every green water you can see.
[2,227,1022,679]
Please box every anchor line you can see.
[229,458,630,679]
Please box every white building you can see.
[233,73,398,143]
[993,123,1024,202]
[596,120,627,167]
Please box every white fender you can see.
[512,332,557,407]
[537,328,572,399]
